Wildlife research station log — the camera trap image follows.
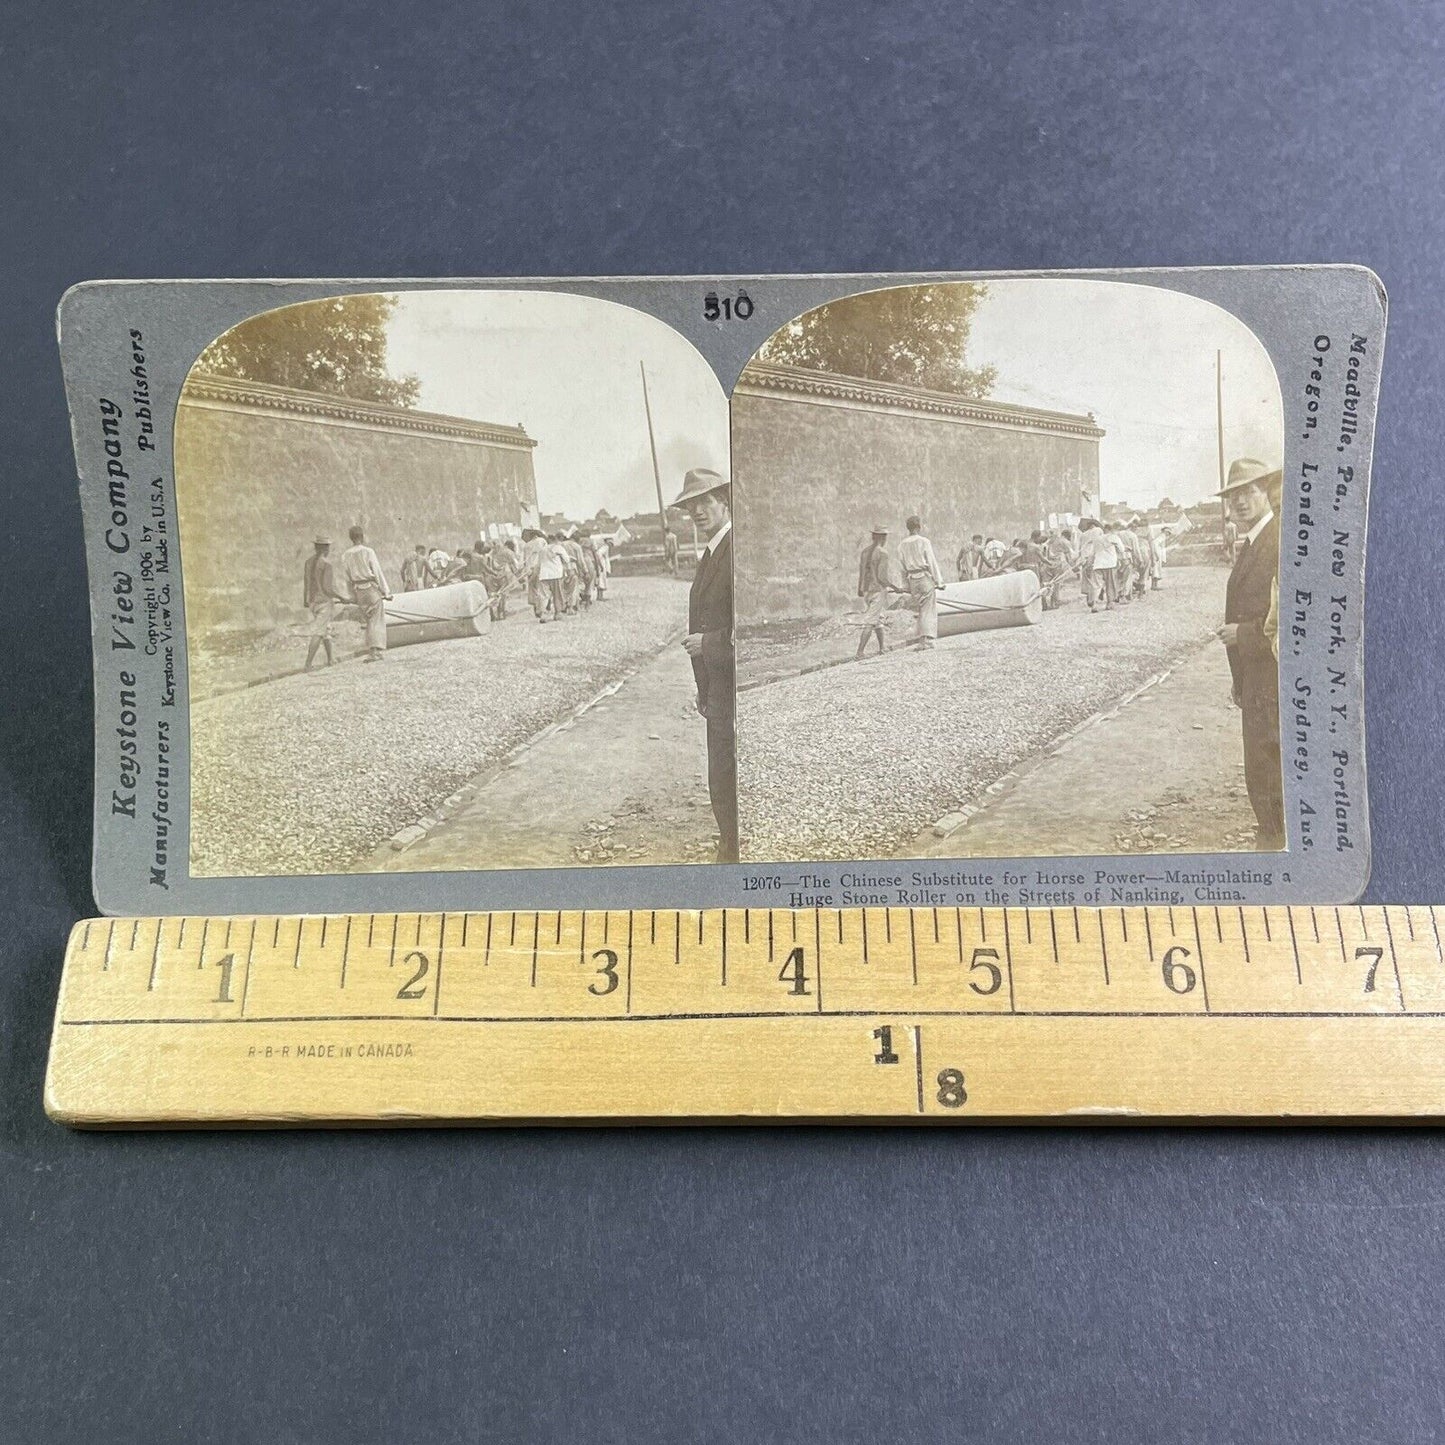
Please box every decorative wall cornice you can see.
[735,361,1105,440]
[179,374,538,450]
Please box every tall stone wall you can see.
[174,377,538,639]
[732,363,1103,622]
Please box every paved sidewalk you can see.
[911,638,1261,859]
[376,639,717,872]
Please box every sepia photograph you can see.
[731,278,1284,862]
[174,290,733,875]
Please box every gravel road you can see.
[190,577,691,876]
[736,565,1229,862]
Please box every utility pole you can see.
[640,362,669,563]
[1216,349,1227,526]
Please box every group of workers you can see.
[398,530,614,625]
[300,523,617,669]
[856,514,1170,657]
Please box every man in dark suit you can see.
[673,467,738,862]
[1218,458,1284,848]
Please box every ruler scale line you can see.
[59,1005,1445,1027]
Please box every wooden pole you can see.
[640,362,668,563]
[1216,349,1227,527]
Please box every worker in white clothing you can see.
[896,515,944,650]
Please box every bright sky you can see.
[386,291,729,519]
[965,277,1283,508]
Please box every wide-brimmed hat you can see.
[1218,457,1281,497]
[313,537,331,547]
[670,467,729,508]
[870,522,889,536]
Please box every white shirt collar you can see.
[1245,510,1274,545]
[704,519,731,554]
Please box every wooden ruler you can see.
[44,905,1445,1126]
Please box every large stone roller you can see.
[382,580,492,647]
[934,569,1044,637]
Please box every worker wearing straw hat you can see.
[672,467,738,862]
[1218,457,1284,848]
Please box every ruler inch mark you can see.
[1049,910,1060,964]
[814,910,824,1014]
[238,919,257,1018]
[1238,908,1250,963]
[625,911,634,1014]
[433,913,447,1017]
[1143,908,1154,960]
[1098,911,1110,986]
[340,915,352,988]
[1287,907,1303,986]
[1001,908,1017,1013]
[1381,907,1407,1013]
[913,1025,925,1114]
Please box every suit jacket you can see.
[689,527,734,721]
[1224,515,1280,716]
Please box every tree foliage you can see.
[192,293,420,407]
[755,282,995,397]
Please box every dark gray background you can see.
[2,4,1441,1440]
